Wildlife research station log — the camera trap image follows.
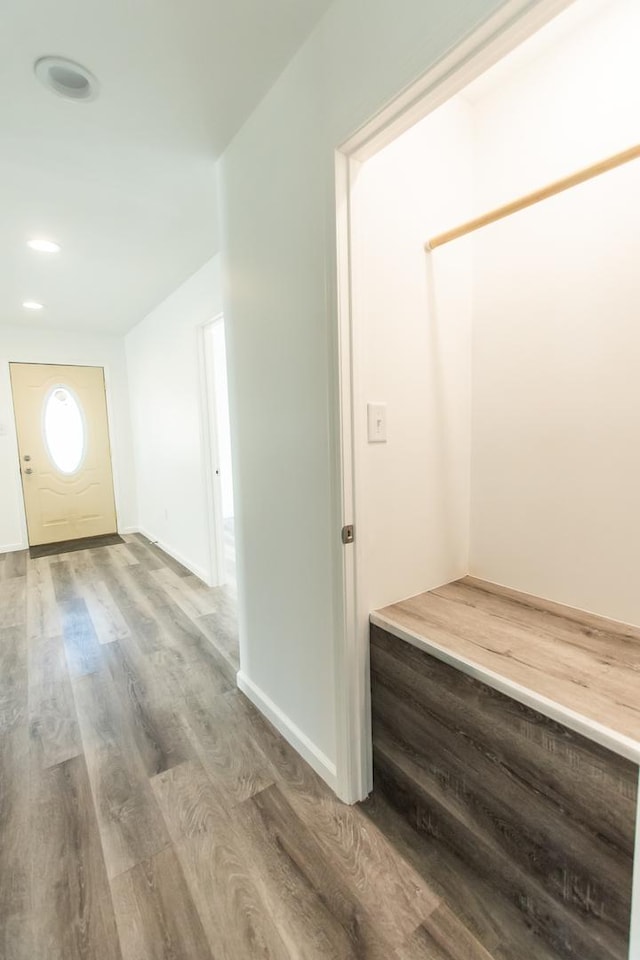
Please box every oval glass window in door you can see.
[43,386,86,474]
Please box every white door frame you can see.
[198,314,227,588]
[333,0,577,805]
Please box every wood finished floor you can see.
[1,536,561,960]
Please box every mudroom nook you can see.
[346,1,640,957]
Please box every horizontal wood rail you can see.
[425,143,640,251]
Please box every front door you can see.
[10,362,117,546]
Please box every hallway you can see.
[0,536,554,960]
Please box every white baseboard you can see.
[237,670,338,793]
[136,526,213,585]
[118,525,139,535]
[0,542,26,554]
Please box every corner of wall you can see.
[237,670,339,793]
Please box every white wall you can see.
[219,0,506,781]
[0,324,136,551]
[125,256,222,584]
[355,98,474,613]
[469,0,640,624]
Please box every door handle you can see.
[24,467,33,475]
[23,454,31,461]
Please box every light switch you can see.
[367,402,387,443]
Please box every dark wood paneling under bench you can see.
[370,581,639,960]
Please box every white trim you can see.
[197,315,226,588]
[333,0,582,803]
[0,542,26,554]
[333,149,372,804]
[101,361,128,538]
[341,0,574,162]
[117,525,139,535]
[630,778,640,960]
[137,525,212,585]
[237,670,339,792]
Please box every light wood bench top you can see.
[372,577,640,764]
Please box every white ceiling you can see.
[0,0,332,334]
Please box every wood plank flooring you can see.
[2,537,571,959]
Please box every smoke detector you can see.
[34,57,99,102]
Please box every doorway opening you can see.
[337,0,640,797]
[335,0,640,955]
[202,317,236,588]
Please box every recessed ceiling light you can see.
[27,238,60,254]
[22,301,44,311]
[34,56,99,102]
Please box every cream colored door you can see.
[10,363,117,546]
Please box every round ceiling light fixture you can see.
[34,56,99,102]
[22,301,44,311]
[27,238,61,254]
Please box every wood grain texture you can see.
[149,629,232,704]
[71,668,171,879]
[0,575,27,627]
[362,789,561,960]
[150,567,216,618]
[181,688,276,803]
[276,764,439,946]
[29,632,82,768]
[61,597,103,677]
[371,622,638,960]
[26,556,62,639]
[245,784,397,959]
[151,760,299,960]
[0,624,28,732]
[396,906,496,960]
[103,639,194,777]
[0,549,27,579]
[0,725,31,940]
[50,559,80,603]
[110,845,214,960]
[81,579,131,644]
[195,584,239,677]
[120,537,165,570]
[376,576,640,744]
[106,543,139,567]
[131,534,192,577]
[31,754,123,960]
[3,537,607,959]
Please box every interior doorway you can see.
[333,0,640,804]
[335,4,640,954]
[9,362,117,546]
[202,317,236,587]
